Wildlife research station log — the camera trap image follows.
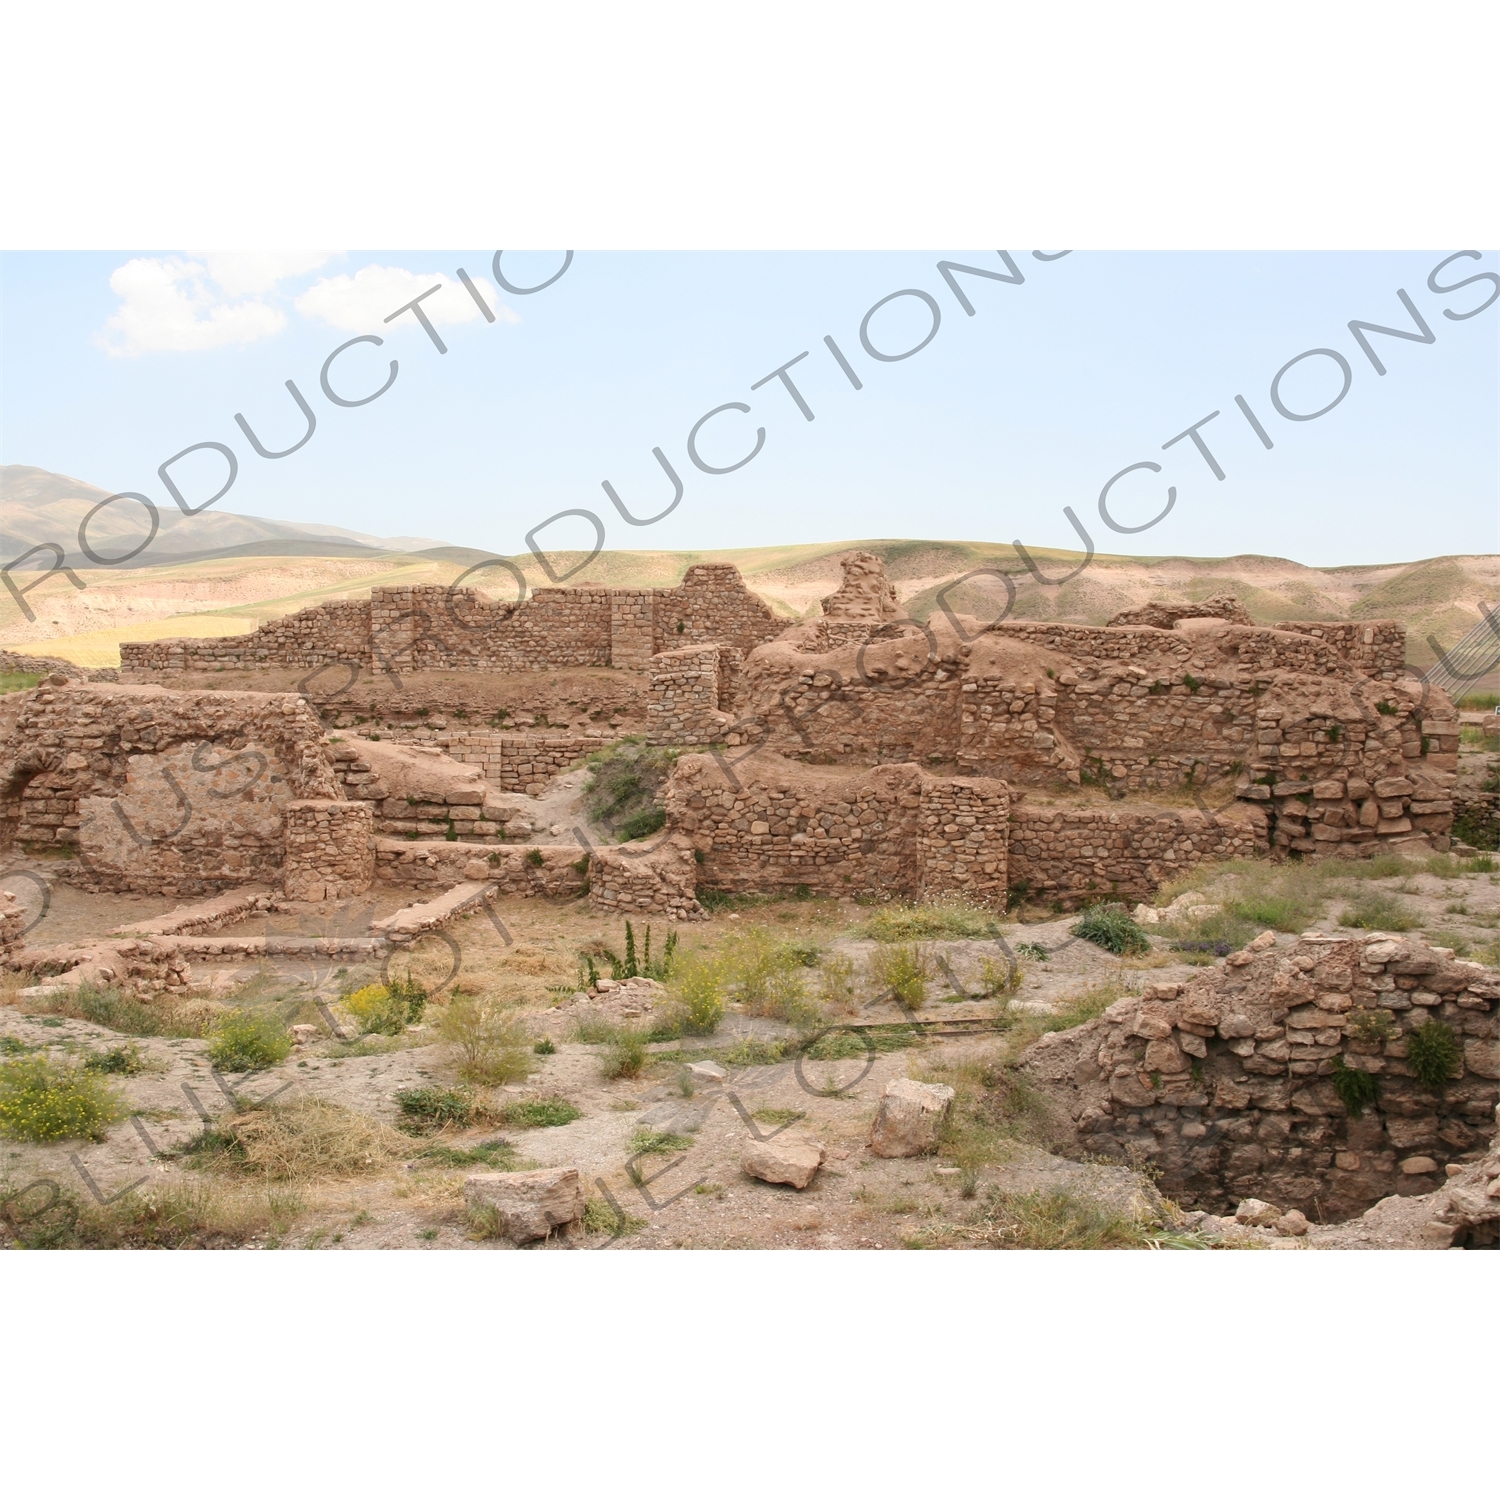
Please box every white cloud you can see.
[97,257,287,356]
[199,251,335,296]
[294,265,518,333]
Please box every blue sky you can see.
[1,249,1495,567]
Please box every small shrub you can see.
[1407,1019,1462,1091]
[582,1196,644,1236]
[601,1027,650,1079]
[619,807,667,841]
[979,956,1023,996]
[817,953,857,1012]
[630,1128,693,1157]
[533,1038,558,1055]
[979,1187,1155,1249]
[1071,905,1151,957]
[495,1095,582,1129]
[525,848,545,868]
[1015,941,1049,962]
[0,1056,126,1142]
[416,1138,517,1168]
[394,1086,474,1131]
[1339,890,1418,931]
[207,1010,293,1072]
[437,997,533,1086]
[867,943,934,1007]
[1330,1059,1380,1118]
[82,1042,147,1075]
[667,951,727,1035]
[1345,1007,1396,1046]
[343,984,410,1036]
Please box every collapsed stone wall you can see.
[0,683,340,896]
[373,838,589,897]
[1020,932,1500,1220]
[1007,803,1264,905]
[120,565,782,675]
[664,755,1009,905]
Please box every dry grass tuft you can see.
[200,1097,408,1181]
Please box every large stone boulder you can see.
[742,1133,825,1189]
[464,1167,583,1243]
[868,1078,955,1158]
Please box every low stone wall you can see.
[1021,933,1500,1220]
[374,839,589,897]
[1006,802,1264,906]
[282,801,374,901]
[665,755,1008,904]
[589,836,705,922]
[1277,620,1408,677]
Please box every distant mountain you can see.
[0,465,452,564]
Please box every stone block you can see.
[868,1077,955,1157]
[464,1167,583,1243]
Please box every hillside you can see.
[1,468,1494,674]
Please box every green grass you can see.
[28,981,207,1038]
[0,1056,126,1142]
[582,738,678,842]
[0,671,43,695]
[752,1107,806,1126]
[1330,1058,1380,1118]
[582,1195,645,1237]
[81,1042,149,1075]
[414,1138,518,1168]
[978,1187,1158,1249]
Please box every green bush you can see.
[496,1095,582,1129]
[667,952,727,1035]
[394,1086,474,1130]
[437,997,533,1085]
[867,943,934,1007]
[582,739,678,840]
[82,1042,147,1074]
[207,1010,293,1072]
[601,1027,649,1079]
[1407,1019,1462,1091]
[343,984,410,1036]
[0,1056,126,1142]
[1330,1059,1380,1118]
[1071,905,1151,956]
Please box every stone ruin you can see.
[1,552,1457,924]
[2,551,1488,1229]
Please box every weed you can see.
[533,1037,558,1055]
[978,1187,1156,1248]
[81,1041,149,1075]
[630,1128,693,1157]
[867,943,934,1006]
[1330,1059,1380,1118]
[29,981,208,1038]
[978,956,1023,996]
[343,983,413,1036]
[525,848,545,867]
[816,953,857,1012]
[1072,905,1151,956]
[192,1097,407,1179]
[1014,941,1049,962]
[752,1107,806,1126]
[666,950,726,1035]
[600,1026,650,1079]
[862,898,994,942]
[438,996,533,1086]
[416,1138,518,1168]
[719,926,825,1026]
[0,1056,126,1142]
[583,739,679,839]
[394,1086,475,1131]
[582,1196,645,1236]
[1339,890,1418,931]
[206,1010,293,1072]
[1346,1007,1397,1045]
[494,1095,582,1129]
[1407,1019,1462,1091]
[714,1037,788,1067]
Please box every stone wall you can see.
[0,684,340,896]
[1007,803,1265,906]
[121,565,782,676]
[646,644,733,744]
[589,836,705,922]
[1020,932,1500,1220]
[1276,620,1408,677]
[374,839,589,897]
[282,801,374,901]
[665,755,1009,905]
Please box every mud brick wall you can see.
[650,564,783,657]
[1021,934,1500,1220]
[589,836,705,921]
[1006,803,1264,906]
[1278,620,1407,677]
[665,756,1008,904]
[646,644,732,744]
[282,800,374,901]
[374,839,589,897]
[123,565,781,676]
[121,600,372,671]
[754,672,964,766]
[1,684,337,859]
